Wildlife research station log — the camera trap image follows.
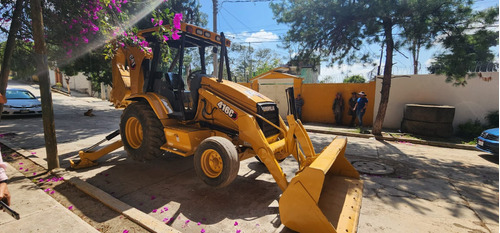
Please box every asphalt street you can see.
[0,80,498,233]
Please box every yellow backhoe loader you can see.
[70,23,363,233]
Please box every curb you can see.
[52,169,181,233]
[0,139,180,233]
[304,127,479,151]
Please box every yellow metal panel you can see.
[162,126,213,156]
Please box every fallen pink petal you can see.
[236,230,241,233]
[39,179,44,182]
[31,152,36,155]
[164,207,168,211]
[33,172,37,176]
[19,167,23,170]
[151,195,156,200]
[185,220,190,224]
[50,190,55,194]
[44,188,50,192]
[68,206,73,210]
[200,229,205,233]
[152,209,157,213]
[24,168,29,171]
[197,222,201,226]
[234,221,238,226]
[163,218,169,222]
[123,230,129,233]
[19,162,23,165]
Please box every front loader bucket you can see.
[279,137,363,233]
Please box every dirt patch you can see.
[1,145,149,233]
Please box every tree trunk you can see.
[372,19,394,136]
[31,0,59,170]
[412,39,420,75]
[0,0,24,121]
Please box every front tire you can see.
[194,137,239,188]
[120,101,165,161]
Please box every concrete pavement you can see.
[0,156,99,233]
[0,79,498,233]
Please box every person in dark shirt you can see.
[347,92,357,127]
[353,91,368,127]
[332,92,344,125]
[295,94,304,121]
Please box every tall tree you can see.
[428,7,498,85]
[272,0,472,135]
[0,0,24,121]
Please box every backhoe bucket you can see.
[279,137,363,233]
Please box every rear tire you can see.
[194,137,239,188]
[120,101,165,161]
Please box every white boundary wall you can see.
[374,72,499,129]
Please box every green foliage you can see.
[343,75,365,83]
[0,41,37,81]
[428,7,499,86]
[229,43,282,82]
[457,119,486,141]
[457,111,499,141]
[485,110,499,128]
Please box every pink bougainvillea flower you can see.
[123,230,129,233]
[185,220,190,224]
[68,206,73,210]
[152,209,157,213]
[50,190,55,194]
[163,218,169,222]
[158,20,163,26]
[236,230,241,233]
[200,229,205,233]
[151,195,156,200]
[160,209,164,213]
[19,167,23,170]
[19,162,23,165]
[171,31,181,40]
[44,188,50,192]
[151,18,154,24]
[173,13,182,30]
[123,0,128,3]
[164,207,168,211]
[234,221,238,226]
[123,31,128,37]
[162,35,169,42]
[197,222,201,226]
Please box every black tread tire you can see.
[120,101,165,161]
[194,137,239,188]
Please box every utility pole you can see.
[212,0,218,76]
[30,0,59,170]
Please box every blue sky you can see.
[199,0,499,82]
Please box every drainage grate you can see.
[351,160,394,175]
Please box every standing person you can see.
[353,91,368,128]
[332,92,344,125]
[295,94,304,121]
[348,92,357,127]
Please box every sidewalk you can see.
[0,160,99,233]
[302,122,479,151]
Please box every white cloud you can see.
[319,63,376,83]
[243,30,279,43]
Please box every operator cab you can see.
[139,24,232,121]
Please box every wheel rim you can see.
[201,149,223,178]
[125,117,143,149]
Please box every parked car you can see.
[476,128,499,155]
[2,88,42,116]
